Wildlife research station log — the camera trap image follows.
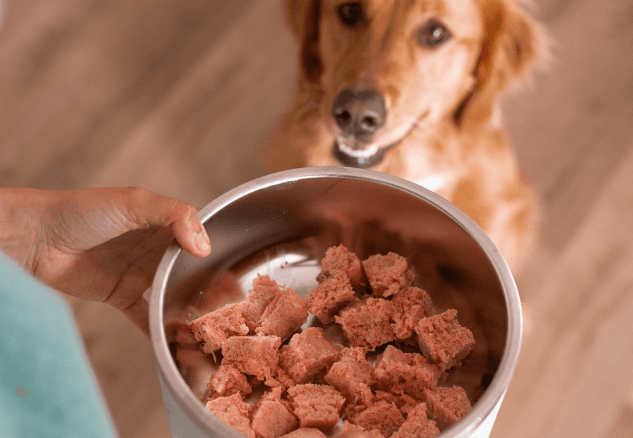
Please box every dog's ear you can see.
[455,0,539,129]
[285,0,323,83]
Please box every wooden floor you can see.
[1,0,632,437]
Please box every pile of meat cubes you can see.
[187,245,475,438]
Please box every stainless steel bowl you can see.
[150,167,522,438]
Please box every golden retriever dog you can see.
[263,0,544,271]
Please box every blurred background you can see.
[1,0,632,437]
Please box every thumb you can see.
[114,187,211,257]
[169,203,212,258]
[48,187,212,256]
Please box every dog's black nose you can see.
[332,88,386,142]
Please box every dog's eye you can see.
[418,18,452,47]
[337,2,364,28]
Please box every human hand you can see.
[0,187,211,336]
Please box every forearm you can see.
[0,188,52,272]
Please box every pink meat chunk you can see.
[341,421,385,438]
[287,384,346,432]
[415,309,475,371]
[362,252,411,298]
[241,274,279,330]
[348,400,405,438]
[324,347,374,407]
[306,272,356,324]
[373,391,419,419]
[391,287,435,341]
[205,393,255,438]
[251,391,298,438]
[335,298,395,351]
[279,327,341,385]
[221,335,281,382]
[241,274,308,339]
[279,428,327,438]
[421,386,472,430]
[257,286,308,339]
[189,302,249,354]
[374,345,441,400]
[272,368,296,389]
[207,364,252,400]
[391,403,440,438]
[316,245,365,289]
[250,387,294,418]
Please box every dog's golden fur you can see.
[263,0,543,271]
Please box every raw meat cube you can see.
[362,252,411,298]
[189,303,249,354]
[280,428,327,438]
[421,386,472,430]
[415,309,475,371]
[270,368,296,389]
[374,345,441,400]
[251,389,298,438]
[348,400,405,438]
[324,347,374,407]
[264,367,296,390]
[222,335,281,382]
[241,274,308,339]
[257,285,308,339]
[316,245,365,289]
[306,272,356,324]
[279,327,341,384]
[205,393,255,438]
[253,387,295,416]
[373,391,418,419]
[207,364,252,400]
[341,421,384,438]
[335,298,395,351]
[391,287,434,340]
[287,384,345,432]
[241,274,280,330]
[391,403,440,438]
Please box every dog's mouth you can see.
[332,110,429,168]
[332,137,392,169]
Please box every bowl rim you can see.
[150,166,522,438]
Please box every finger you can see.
[115,187,211,257]
[170,207,212,258]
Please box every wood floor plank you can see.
[492,143,633,438]
[0,0,258,190]
[83,0,295,206]
[503,0,633,253]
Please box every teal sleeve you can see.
[0,253,118,438]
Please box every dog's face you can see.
[320,0,482,155]
[286,0,538,166]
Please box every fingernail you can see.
[194,228,211,255]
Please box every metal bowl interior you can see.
[150,167,521,438]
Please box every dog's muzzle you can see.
[332,139,393,168]
[330,87,430,169]
[332,88,386,143]
[331,87,389,168]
